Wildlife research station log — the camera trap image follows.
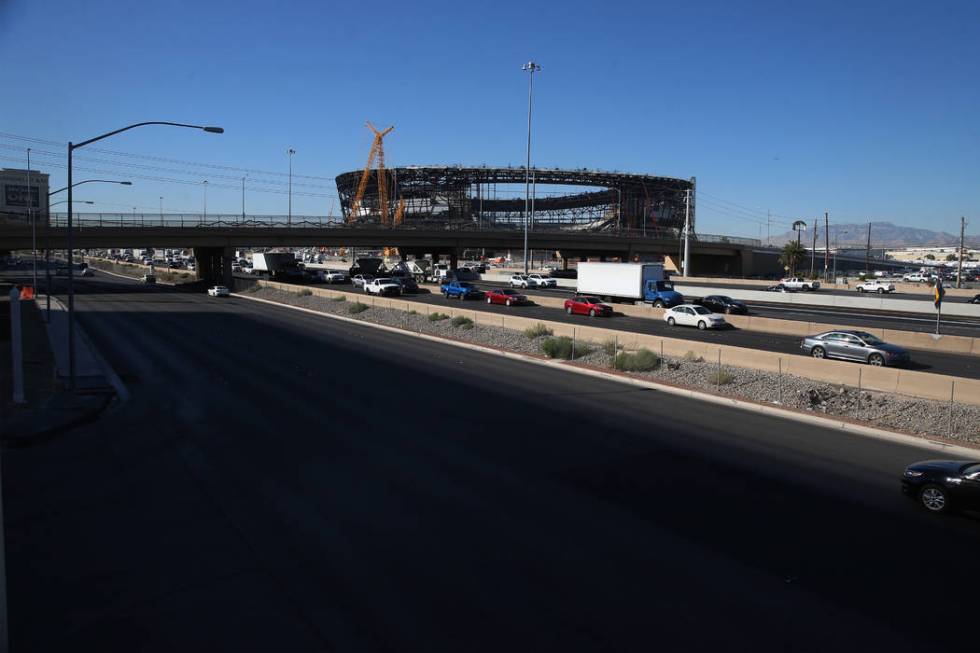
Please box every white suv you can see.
[510,273,556,289]
[207,286,230,297]
[855,279,895,294]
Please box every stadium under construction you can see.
[334,166,696,237]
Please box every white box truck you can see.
[577,262,684,307]
[251,253,303,279]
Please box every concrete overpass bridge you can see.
[1,214,906,286]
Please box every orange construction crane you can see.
[347,122,394,224]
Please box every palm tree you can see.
[780,241,807,276]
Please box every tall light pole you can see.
[66,121,223,389]
[241,175,247,223]
[159,196,164,226]
[203,180,208,221]
[27,148,37,291]
[522,61,540,275]
[287,148,295,226]
[792,220,807,275]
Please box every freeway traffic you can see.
[6,273,980,651]
[260,277,980,380]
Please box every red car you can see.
[485,288,528,306]
[564,295,612,317]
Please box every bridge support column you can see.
[193,246,234,287]
[449,249,459,271]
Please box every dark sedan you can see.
[970,294,980,304]
[902,460,980,513]
[698,295,748,315]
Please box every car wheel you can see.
[667,317,675,326]
[868,353,885,366]
[566,306,573,315]
[877,288,885,294]
[725,307,732,314]
[697,320,707,330]
[486,296,492,304]
[505,299,512,306]
[920,484,949,513]
[654,300,664,308]
[858,287,865,293]
[589,309,596,317]
[811,346,826,359]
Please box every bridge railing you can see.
[40,213,762,246]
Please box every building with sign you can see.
[1,168,49,224]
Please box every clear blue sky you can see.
[1,0,977,238]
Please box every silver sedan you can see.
[801,330,910,367]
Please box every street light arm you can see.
[72,122,223,149]
[49,179,133,196]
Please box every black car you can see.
[391,276,419,293]
[970,294,980,304]
[902,460,980,513]
[764,283,795,293]
[698,295,748,315]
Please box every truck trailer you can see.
[576,262,683,307]
[251,253,303,279]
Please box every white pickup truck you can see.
[855,279,896,294]
[780,277,820,291]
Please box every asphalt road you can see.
[323,282,980,380]
[5,275,980,651]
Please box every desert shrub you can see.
[331,295,346,302]
[451,316,474,329]
[601,338,619,356]
[540,336,590,359]
[683,350,703,362]
[613,349,660,372]
[408,309,418,315]
[708,370,735,385]
[297,288,313,296]
[428,312,450,321]
[348,302,369,314]
[524,323,553,338]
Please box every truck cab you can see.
[644,279,683,307]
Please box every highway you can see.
[308,282,980,380]
[675,280,978,302]
[5,273,980,651]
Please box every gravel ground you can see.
[247,285,980,445]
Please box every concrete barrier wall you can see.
[676,275,978,298]
[254,279,980,406]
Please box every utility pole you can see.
[28,148,37,292]
[957,216,967,288]
[810,219,817,278]
[241,176,247,223]
[767,209,771,247]
[522,61,541,275]
[824,212,830,282]
[865,222,872,275]
[683,188,691,276]
[287,148,295,226]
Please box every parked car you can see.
[365,278,401,296]
[856,279,896,294]
[902,460,980,513]
[485,288,528,306]
[352,274,374,289]
[780,277,820,291]
[563,295,612,317]
[207,286,230,297]
[697,295,747,315]
[139,274,156,285]
[441,280,484,300]
[800,330,910,366]
[663,304,727,330]
[320,270,348,284]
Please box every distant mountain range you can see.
[771,221,979,249]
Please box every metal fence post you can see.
[778,358,783,404]
[949,381,955,437]
[572,328,576,360]
[717,349,722,388]
[858,368,862,392]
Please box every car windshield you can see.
[214,286,227,291]
[500,289,516,295]
[376,278,392,283]
[718,296,733,302]
[692,306,711,315]
[855,332,884,345]
[581,297,602,304]
[657,281,674,291]
[458,283,473,288]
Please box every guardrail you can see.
[34,214,761,246]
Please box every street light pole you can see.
[522,61,540,275]
[159,196,164,226]
[241,175,247,223]
[287,148,295,226]
[203,180,208,221]
[28,148,37,292]
[65,121,223,389]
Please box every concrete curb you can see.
[232,292,980,457]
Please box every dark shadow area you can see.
[4,283,980,651]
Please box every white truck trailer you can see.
[576,262,684,307]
